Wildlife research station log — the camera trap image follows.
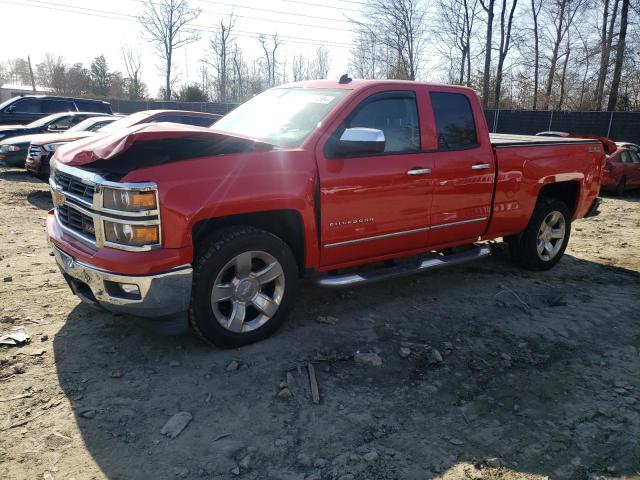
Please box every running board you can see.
[315,244,491,288]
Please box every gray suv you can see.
[0,95,112,125]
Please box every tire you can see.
[189,226,299,348]
[615,177,626,196]
[509,198,571,271]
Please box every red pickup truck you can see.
[47,79,605,347]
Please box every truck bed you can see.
[490,133,601,147]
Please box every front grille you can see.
[27,144,43,161]
[55,170,95,203]
[57,204,96,239]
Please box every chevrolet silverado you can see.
[46,79,606,347]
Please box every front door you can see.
[316,89,434,267]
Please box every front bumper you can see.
[51,244,193,318]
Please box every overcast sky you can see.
[1,0,364,95]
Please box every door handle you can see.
[407,168,431,175]
[471,163,491,170]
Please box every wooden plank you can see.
[307,362,320,405]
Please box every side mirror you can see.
[333,128,385,157]
[47,125,59,132]
[6,105,16,113]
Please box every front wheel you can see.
[509,198,571,271]
[189,227,299,348]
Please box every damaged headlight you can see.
[102,187,157,211]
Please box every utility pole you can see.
[27,56,37,92]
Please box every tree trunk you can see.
[531,0,539,109]
[481,0,495,107]
[166,54,172,100]
[558,47,571,109]
[607,0,630,111]
[494,0,517,109]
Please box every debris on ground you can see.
[12,362,25,374]
[354,352,383,367]
[0,327,30,346]
[308,362,320,404]
[160,412,193,439]
[316,315,338,325]
[399,347,411,358]
[226,360,240,372]
[429,348,443,365]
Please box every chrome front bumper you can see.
[52,245,193,318]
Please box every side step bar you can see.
[315,244,491,288]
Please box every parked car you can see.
[535,131,570,137]
[0,95,112,125]
[25,110,221,178]
[22,116,117,177]
[601,142,640,195]
[0,112,107,167]
[47,79,606,347]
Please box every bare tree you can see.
[479,0,496,106]
[121,44,146,100]
[309,47,331,79]
[350,30,380,79]
[541,0,585,110]
[351,0,426,80]
[594,0,620,109]
[259,34,281,87]
[209,14,235,102]
[530,0,543,108]
[435,0,480,86]
[138,0,200,100]
[607,0,630,110]
[291,53,307,81]
[494,0,518,107]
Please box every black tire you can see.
[509,198,571,271]
[615,177,626,196]
[189,226,299,348]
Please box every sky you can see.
[0,0,364,96]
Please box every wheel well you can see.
[538,181,580,214]
[192,210,305,275]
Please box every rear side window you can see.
[430,92,477,150]
[43,99,75,113]
[631,152,640,164]
[13,98,41,113]
[620,151,631,163]
[346,94,420,153]
[188,115,216,127]
[76,100,112,114]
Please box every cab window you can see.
[620,151,631,163]
[340,93,420,154]
[430,92,478,150]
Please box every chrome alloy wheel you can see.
[210,251,285,333]
[536,211,566,261]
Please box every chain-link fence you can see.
[107,99,238,115]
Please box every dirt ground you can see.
[0,166,639,480]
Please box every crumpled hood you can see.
[53,122,274,169]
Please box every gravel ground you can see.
[0,167,639,480]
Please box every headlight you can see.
[102,187,157,211]
[103,221,159,246]
[43,143,65,152]
[0,144,21,152]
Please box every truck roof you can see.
[278,78,477,94]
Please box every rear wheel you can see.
[189,227,298,348]
[509,198,571,271]
[615,177,626,196]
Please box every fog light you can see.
[120,284,140,295]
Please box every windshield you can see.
[97,112,152,133]
[25,113,67,128]
[68,117,113,133]
[212,88,348,148]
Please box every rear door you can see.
[425,90,496,247]
[316,87,434,267]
